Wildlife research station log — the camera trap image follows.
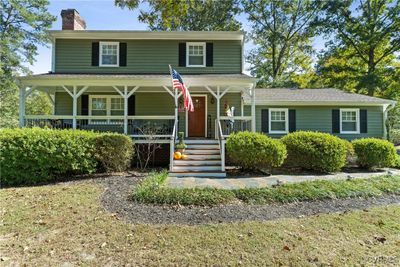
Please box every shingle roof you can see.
[243,88,395,105]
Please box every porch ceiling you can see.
[18,73,257,88]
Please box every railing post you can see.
[251,86,256,132]
[19,86,26,127]
[221,141,225,171]
[72,86,77,129]
[124,86,128,134]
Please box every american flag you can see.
[170,67,194,112]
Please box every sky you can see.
[30,0,327,74]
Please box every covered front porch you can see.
[18,74,257,141]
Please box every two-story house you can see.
[18,9,396,177]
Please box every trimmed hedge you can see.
[226,131,287,171]
[352,138,397,169]
[0,128,134,186]
[281,131,347,173]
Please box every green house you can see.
[18,9,396,177]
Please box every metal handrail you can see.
[216,119,226,171]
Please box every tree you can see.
[318,0,400,95]
[115,0,241,31]
[243,0,322,87]
[0,0,55,128]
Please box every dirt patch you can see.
[98,174,400,225]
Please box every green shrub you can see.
[389,129,400,145]
[226,131,287,171]
[281,131,347,173]
[0,128,134,186]
[352,138,397,169]
[393,155,400,169]
[93,133,134,172]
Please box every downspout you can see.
[383,103,396,140]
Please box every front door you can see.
[188,96,206,137]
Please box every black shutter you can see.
[206,43,213,67]
[178,43,186,67]
[289,109,296,132]
[360,109,368,133]
[81,95,89,115]
[91,42,99,66]
[332,109,340,133]
[261,109,269,133]
[119,42,127,67]
[128,95,135,115]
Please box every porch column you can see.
[19,86,26,127]
[72,86,77,129]
[251,85,256,132]
[216,86,220,132]
[124,86,128,134]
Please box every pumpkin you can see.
[181,154,188,160]
[174,151,182,160]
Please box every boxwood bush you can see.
[281,131,347,173]
[0,128,134,186]
[226,131,287,171]
[352,138,397,169]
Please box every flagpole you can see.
[169,65,179,135]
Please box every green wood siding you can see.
[55,39,241,74]
[252,106,384,139]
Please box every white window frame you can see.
[99,41,119,67]
[340,108,360,134]
[269,108,288,134]
[186,42,206,67]
[89,95,124,124]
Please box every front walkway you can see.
[166,168,400,189]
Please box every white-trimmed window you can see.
[269,108,288,134]
[340,108,359,134]
[186,42,205,67]
[99,42,119,67]
[89,95,123,124]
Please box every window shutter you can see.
[332,109,340,133]
[81,95,89,115]
[360,109,367,133]
[128,95,135,115]
[178,43,186,67]
[92,42,99,66]
[206,43,213,67]
[119,42,127,67]
[289,109,296,132]
[261,109,269,133]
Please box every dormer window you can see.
[99,42,119,67]
[186,42,205,67]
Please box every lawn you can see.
[1,180,400,266]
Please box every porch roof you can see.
[17,73,257,88]
[243,88,396,106]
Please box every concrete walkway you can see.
[166,168,400,189]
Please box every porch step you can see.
[183,154,221,160]
[184,149,220,155]
[184,139,218,145]
[174,160,221,165]
[186,144,219,149]
[169,171,227,178]
[172,165,221,171]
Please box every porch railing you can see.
[216,119,226,171]
[24,115,175,138]
[219,116,252,138]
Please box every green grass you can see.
[133,172,400,205]
[1,180,400,266]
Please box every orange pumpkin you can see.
[174,151,182,160]
[181,154,188,160]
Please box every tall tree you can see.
[318,0,400,95]
[0,0,55,128]
[243,0,322,87]
[115,0,241,31]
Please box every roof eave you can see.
[48,30,244,41]
[243,100,395,106]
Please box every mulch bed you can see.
[96,173,400,225]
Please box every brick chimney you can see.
[61,9,86,30]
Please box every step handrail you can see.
[216,119,225,172]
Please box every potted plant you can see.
[175,132,187,153]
